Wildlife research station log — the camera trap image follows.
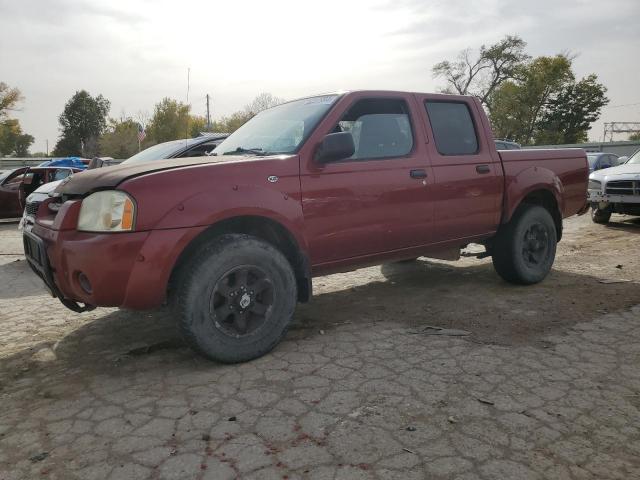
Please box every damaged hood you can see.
[55,155,258,196]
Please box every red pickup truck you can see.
[23,91,588,362]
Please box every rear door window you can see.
[425,101,478,155]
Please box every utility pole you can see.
[206,94,211,130]
[46,139,49,157]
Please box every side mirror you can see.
[315,132,355,163]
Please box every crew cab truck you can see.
[23,90,589,363]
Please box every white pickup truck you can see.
[588,149,640,223]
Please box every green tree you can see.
[629,132,640,141]
[432,35,529,111]
[489,55,607,144]
[98,118,140,158]
[0,83,35,156]
[146,98,191,143]
[14,132,34,156]
[53,90,110,157]
[536,74,609,144]
[211,110,254,133]
[490,55,574,144]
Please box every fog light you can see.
[78,272,92,294]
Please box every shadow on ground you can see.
[2,258,639,387]
[605,216,640,233]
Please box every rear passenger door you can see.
[417,96,503,243]
[301,95,434,265]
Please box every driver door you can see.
[0,168,27,218]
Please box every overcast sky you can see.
[1,0,639,153]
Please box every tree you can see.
[245,92,285,115]
[0,82,23,120]
[629,132,640,141]
[211,93,284,133]
[53,90,110,157]
[0,83,34,156]
[98,118,140,159]
[211,111,254,134]
[490,55,574,144]
[489,55,608,145]
[146,98,205,143]
[432,35,529,111]
[537,74,609,144]
[14,132,34,157]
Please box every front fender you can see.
[153,184,308,252]
[503,166,564,224]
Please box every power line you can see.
[603,102,640,109]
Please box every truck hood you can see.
[590,163,640,182]
[55,155,261,196]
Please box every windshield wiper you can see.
[223,147,269,156]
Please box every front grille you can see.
[605,180,640,196]
[25,200,41,216]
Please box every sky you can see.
[1,0,639,153]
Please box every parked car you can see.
[0,166,84,219]
[494,139,521,150]
[588,148,640,223]
[587,152,620,172]
[23,90,588,362]
[20,135,228,230]
[38,157,90,169]
[616,150,639,165]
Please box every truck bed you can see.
[498,148,589,220]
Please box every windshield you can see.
[0,169,15,183]
[627,149,640,165]
[123,139,193,164]
[213,95,339,156]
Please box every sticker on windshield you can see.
[304,95,338,105]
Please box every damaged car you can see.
[588,148,640,223]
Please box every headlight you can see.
[77,191,136,232]
[588,179,602,191]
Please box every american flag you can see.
[137,123,146,142]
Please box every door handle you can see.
[409,169,427,179]
[476,165,491,174]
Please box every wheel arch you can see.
[507,188,563,241]
[168,215,312,303]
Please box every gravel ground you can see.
[0,213,639,480]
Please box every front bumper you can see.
[23,230,96,312]
[24,222,208,312]
[588,191,640,205]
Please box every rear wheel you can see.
[491,205,557,285]
[173,234,297,363]
[591,206,611,224]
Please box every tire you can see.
[591,206,611,224]
[173,234,297,363]
[491,205,557,285]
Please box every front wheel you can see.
[173,234,297,363]
[591,206,611,224]
[491,205,557,285]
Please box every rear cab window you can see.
[333,98,414,161]
[424,101,479,156]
